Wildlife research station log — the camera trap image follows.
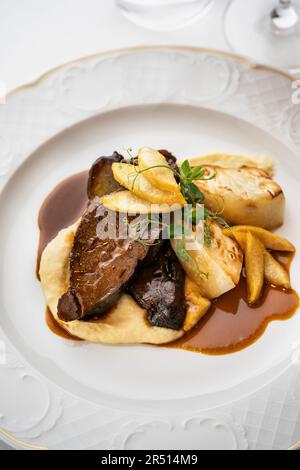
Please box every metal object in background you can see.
[271,0,299,32]
[224,0,300,71]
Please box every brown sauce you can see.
[170,255,299,355]
[36,171,89,277]
[38,172,299,353]
[45,307,82,341]
[37,171,88,340]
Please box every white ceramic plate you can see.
[0,47,300,451]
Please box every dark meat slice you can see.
[57,197,148,321]
[87,152,124,199]
[158,149,179,173]
[158,149,181,185]
[141,240,165,266]
[127,241,186,330]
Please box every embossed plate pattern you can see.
[0,47,300,450]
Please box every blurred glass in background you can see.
[224,0,300,73]
[115,0,214,31]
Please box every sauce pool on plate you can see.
[37,171,88,340]
[36,171,89,277]
[170,270,299,355]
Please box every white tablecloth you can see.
[0,0,295,451]
[0,0,229,94]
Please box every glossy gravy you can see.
[37,172,299,353]
[170,262,299,355]
[38,171,88,340]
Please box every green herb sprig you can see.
[121,151,230,274]
[179,160,216,205]
[126,153,216,203]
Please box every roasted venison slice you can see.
[158,149,179,172]
[87,152,124,199]
[57,197,148,321]
[127,241,186,330]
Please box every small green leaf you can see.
[190,167,205,180]
[187,183,205,203]
[180,160,191,176]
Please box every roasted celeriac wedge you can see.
[189,153,275,176]
[195,166,285,230]
[171,221,243,299]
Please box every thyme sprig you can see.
[203,209,231,247]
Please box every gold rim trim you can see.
[0,426,48,450]
[1,45,297,451]
[6,45,297,100]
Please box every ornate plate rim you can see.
[7,45,296,101]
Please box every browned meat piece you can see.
[87,152,124,199]
[127,241,186,330]
[57,197,148,321]
[158,149,179,173]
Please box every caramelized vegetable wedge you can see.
[112,162,185,205]
[171,222,243,299]
[87,152,123,199]
[264,251,290,289]
[138,147,179,192]
[224,226,295,252]
[229,230,292,291]
[231,231,247,250]
[189,153,274,176]
[183,277,211,332]
[244,232,265,304]
[102,190,181,214]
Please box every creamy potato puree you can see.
[39,222,210,344]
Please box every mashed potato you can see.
[39,223,211,344]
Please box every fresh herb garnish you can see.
[202,208,231,248]
[119,154,231,276]
[179,160,216,205]
[128,158,216,202]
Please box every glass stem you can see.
[280,0,291,7]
